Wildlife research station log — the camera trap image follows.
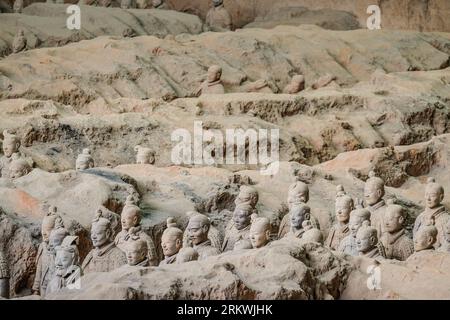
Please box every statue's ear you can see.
[175,238,182,248]
[398,216,404,225]
[439,193,444,202]
[427,236,434,247]
[265,230,271,239]
[304,212,310,220]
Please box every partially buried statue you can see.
[8,153,31,179]
[13,0,23,13]
[81,216,127,274]
[285,203,322,242]
[338,204,371,256]
[249,217,271,249]
[224,185,259,234]
[75,148,94,171]
[356,221,383,259]
[159,218,183,265]
[33,206,59,295]
[0,248,9,299]
[325,185,353,250]
[187,213,220,259]
[114,204,158,266]
[205,0,232,32]
[413,178,449,249]
[195,65,225,96]
[380,202,414,261]
[46,236,81,295]
[0,130,21,178]
[222,204,253,252]
[283,75,305,94]
[409,224,438,261]
[125,231,150,267]
[364,171,387,238]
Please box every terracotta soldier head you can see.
[349,205,371,237]
[2,130,20,158]
[235,185,259,209]
[233,204,253,231]
[76,148,94,171]
[9,153,31,179]
[335,185,354,225]
[126,237,148,266]
[212,0,223,7]
[287,181,309,209]
[364,171,385,206]
[161,220,183,259]
[121,205,141,232]
[384,203,406,234]
[54,236,80,276]
[424,177,444,210]
[134,145,155,165]
[356,221,378,255]
[290,203,311,231]
[207,65,222,83]
[414,225,438,252]
[249,217,271,249]
[41,206,59,244]
[48,218,69,255]
[91,217,114,249]
[176,247,199,264]
[187,214,211,245]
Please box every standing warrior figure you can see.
[81,217,127,274]
[187,213,220,259]
[222,204,253,252]
[338,204,371,256]
[125,230,151,267]
[326,185,353,250]
[413,178,449,249]
[364,171,387,238]
[380,202,414,260]
[114,205,158,266]
[356,221,383,259]
[159,218,183,265]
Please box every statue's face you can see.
[384,209,403,233]
[3,140,19,157]
[414,230,434,252]
[207,68,221,82]
[425,187,443,209]
[356,231,374,253]
[249,225,269,249]
[235,192,256,208]
[187,220,207,245]
[233,209,251,231]
[349,216,364,237]
[55,250,74,276]
[161,234,181,257]
[91,224,111,248]
[126,243,146,266]
[48,233,66,255]
[121,210,138,231]
[75,160,88,171]
[290,208,308,229]
[335,199,351,223]
[364,182,382,206]
[41,222,54,243]
[9,163,26,179]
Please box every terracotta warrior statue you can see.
[278,181,318,239]
[206,0,232,31]
[81,217,127,273]
[326,185,354,250]
[1,130,21,177]
[32,206,59,295]
[75,148,94,171]
[338,205,371,256]
[13,0,23,13]
[283,75,305,94]
[413,178,449,249]
[8,153,32,179]
[114,204,158,266]
[413,224,438,254]
[364,171,387,238]
[0,248,9,299]
[356,221,383,259]
[187,213,220,259]
[224,185,259,233]
[196,65,225,96]
[46,236,81,295]
[125,231,150,267]
[222,204,254,252]
[152,0,167,9]
[249,217,271,249]
[121,0,132,9]
[134,145,155,165]
[380,203,414,261]
[159,218,183,265]
[176,247,199,264]
[284,203,321,242]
